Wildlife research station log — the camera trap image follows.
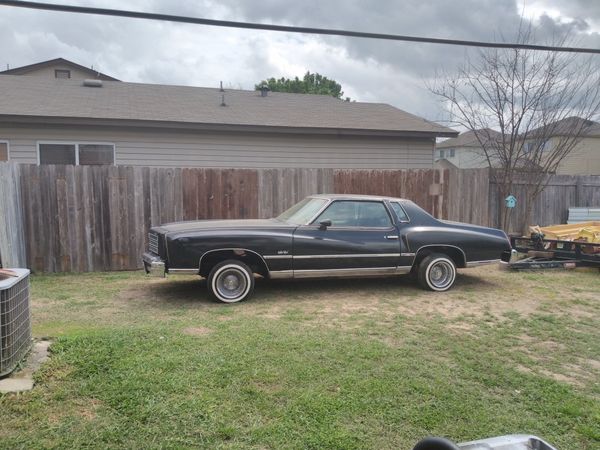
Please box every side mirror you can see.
[319,219,332,230]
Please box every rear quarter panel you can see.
[404,225,511,263]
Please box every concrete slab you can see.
[0,340,51,394]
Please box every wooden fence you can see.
[489,174,600,230]
[0,164,26,268]
[1,163,600,273]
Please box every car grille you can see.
[148,232,159,255]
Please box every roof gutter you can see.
[0,115,459,138]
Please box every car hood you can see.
[152,218,293,234]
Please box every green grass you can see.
[1,268,599,449]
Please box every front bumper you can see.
[143,252,165,277]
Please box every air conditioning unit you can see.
[0,269,32,377]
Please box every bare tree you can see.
[430,25,600,232]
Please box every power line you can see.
[1,0,599,55]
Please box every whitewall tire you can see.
[417,254,457,292]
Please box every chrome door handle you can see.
[385,235,399,239]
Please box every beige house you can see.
[538,119,600,175]
[0,58,456,169]
[436,120,600,175]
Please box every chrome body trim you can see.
[465,259,501,268]
[168,268,199,275]
[311,226,396,231]
[385,235,399,239]
[269,270,294,279]
[401,252,416,257]
[293,253,401,259]
[411,243,468,266]
[292,266,412,278]
[198,248,271,271]
[148,232,159,255]
[263,255,293,260]
[143,252,165,278]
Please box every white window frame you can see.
[37,141,116,166]
[0,140,9,161]
[55,69,71,79]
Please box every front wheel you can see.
[417,254,457,292]
[208,260,255,303]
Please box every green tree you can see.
[255,71,347,99]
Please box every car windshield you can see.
[276,197,328,225]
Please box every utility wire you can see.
[1,0,599,54]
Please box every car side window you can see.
[390,202,409,222]
[314,201,392,228]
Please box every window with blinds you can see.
[38,142,115,165]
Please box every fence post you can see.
[0,163,27,268]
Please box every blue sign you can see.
[505,195,517,208]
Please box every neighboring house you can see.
[0,57,119,81]
[435,128,502,169]
[523,117,600,176]
[435,119,600,175]
[0,60,456,169]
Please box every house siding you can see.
[556,137,600,176]
[435,146,488,169]
[7,64,97,80]
[0,125,435,169]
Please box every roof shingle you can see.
[0,75,456,136]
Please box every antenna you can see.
[219,81,224,92]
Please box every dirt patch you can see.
[31,266,600,336]
[182,326,213,336]
[77,398,102,421]
[240,267,552,324]
[539,369,584,387]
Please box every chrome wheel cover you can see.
[215,268,248,300]
[428,260,455,290]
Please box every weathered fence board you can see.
[446,168,491,227]
[0,163,26,268]
[489,173,600,232]
[257,168,333,218]
[2,162,600,273]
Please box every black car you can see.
[143,194,512,303]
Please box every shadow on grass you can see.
[139,269,494,308]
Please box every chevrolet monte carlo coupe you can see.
[143,194,512,303]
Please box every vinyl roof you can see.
[0,75,457,137]
[310,194,406,202]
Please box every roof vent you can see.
[258,84,269,97]
[219,81,224,92]
[82,79,102,88]
[220,94,227,107]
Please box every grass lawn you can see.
[1,267,599,449]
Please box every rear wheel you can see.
[417,253,456,292]
[208,260,255,303]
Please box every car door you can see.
[292,200,401,276]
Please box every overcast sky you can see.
[1,0,599,124]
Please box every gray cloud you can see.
[0,0,598,122]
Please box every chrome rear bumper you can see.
[143,252,165,278]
